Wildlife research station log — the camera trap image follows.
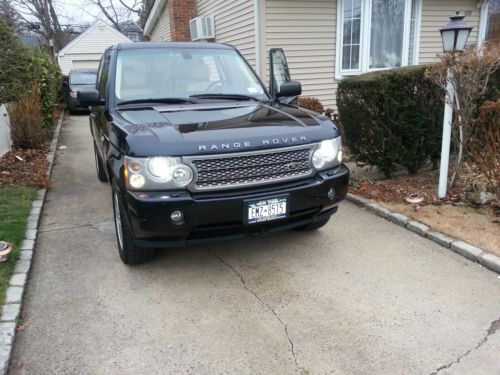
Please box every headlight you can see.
[172,165,193,186]
[129,173,146,189]
[312,138,342,170]
[125,156,194,190]
[147,157,176,182]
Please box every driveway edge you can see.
[346,193,500,275]
[0,110,64,374]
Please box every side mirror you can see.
[269,48,291,98]
[277,81,302,98]
[77,89,104,106]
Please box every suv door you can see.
[91,52,111,160]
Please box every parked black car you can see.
[63,69,97,114]
[79,42,349,265]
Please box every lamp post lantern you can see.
[439,12,473,52]
[437,12,472,198]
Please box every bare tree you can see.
[138,0,153,29]
[11,0,69,51]
[85,0,143,31]
[0,0,21,31]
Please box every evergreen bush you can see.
[0,19,34,103]
[337,65,443,177]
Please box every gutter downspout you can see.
[254,0,261,75]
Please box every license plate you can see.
[246,196,288,224]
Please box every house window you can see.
[338,0,420,75]
[485,0,500,47]
[342,0,361,70]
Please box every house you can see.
[57,20,133,75]
[19,33,41,49]
[143,0,499,109]
[118,21,143,42]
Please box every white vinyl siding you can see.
[57,22,131,75]
[58,53,104,75]
[197,0,257,69]
[150,1,172,41]
[72,59,101,70]
[264,0,338,109]
[418,0,480,64]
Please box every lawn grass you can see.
[0,186,37,305]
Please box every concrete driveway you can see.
[10,115,500,374]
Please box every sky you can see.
[30,0,140,27]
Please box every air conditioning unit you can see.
[189,16,215,41]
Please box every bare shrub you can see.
[468,100,500,197]
[298,96,324,114]
[425,45,500,186]
[7,83,50,149]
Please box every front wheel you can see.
[112,189,157,265]
[294,216,331,232]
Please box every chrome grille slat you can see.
[186,145,314,191]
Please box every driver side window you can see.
[97,53,110,99]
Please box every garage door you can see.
[72,60,100,70]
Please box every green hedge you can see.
[337,65,443,177]
[484,68,500,102]
[0,19,61,128]
[0,20,34,104]
[29,51,62,128]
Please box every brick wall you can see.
[169,0,197,41]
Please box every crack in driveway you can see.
[209,249,303,371]
[430,317,500,374]
[39,218,114,233]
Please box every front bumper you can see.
[68,96,88,110]
[123,164,349,248]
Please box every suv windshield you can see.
[70,72,96,85]
[115,47,267,102]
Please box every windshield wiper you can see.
[117,97,197,106]
[190,93,261,101]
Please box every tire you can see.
[67,100,77,115]
[112,188,157,265]
[94,143,108,182]
[294,216,331,232]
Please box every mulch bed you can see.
[350,169,500,217]
[0,147,50,188]
[351,170,457,204]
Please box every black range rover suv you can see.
[79,42,349,264]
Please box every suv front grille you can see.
[186,146,313,191]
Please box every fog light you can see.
[170,210,184,225]
[129,174,145,189]
[327,188,336,201]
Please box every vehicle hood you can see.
[114,102,339,157]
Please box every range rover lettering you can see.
[79,42,349,265]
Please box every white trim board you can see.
[335,0,422,80]
[143,0,167,37]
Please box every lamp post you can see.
[437,12,472,198]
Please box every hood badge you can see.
[198,136,307,151]
[286,162,302,171]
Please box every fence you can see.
[0,104,12,157]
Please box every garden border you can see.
[346,193,500,275]
[0,110,64,374]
